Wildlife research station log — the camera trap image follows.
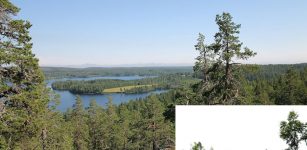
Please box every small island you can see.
[51,74,198,94]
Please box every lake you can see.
[46,76,167,111]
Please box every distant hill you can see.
[41,66,194,79]
[41,63,307,80]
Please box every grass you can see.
[103,84,155,93]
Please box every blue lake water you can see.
[46,76,167,111]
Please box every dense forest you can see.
[0,1,176,149]
[51,74,198,94]
[243,63,307,81]
[185,65,307,105]
[48,94,175,149]
[50,64,307,104]
[43,63,307,81]
[172,12,307,105]
[42,67,193,80]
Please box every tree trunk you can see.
[224,36,230,102]
[153,140,158,150]
[41,127,47,150]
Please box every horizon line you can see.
[40,62,307,68]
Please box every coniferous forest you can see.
[1,0,307,149]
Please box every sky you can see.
[176,106,307,150]
[12,0,307,67]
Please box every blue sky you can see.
[13,0,307,66]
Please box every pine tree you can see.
[194,33,215,84]
[193,33,216,104]
[87,99,108,150]
[117,104,132,149]
[274,69,305,104]
[0,0,53,148]
[144,95,173,150]
[191,142,205,150]
[130,109,144,149]
[253,79,273,104]
[194,12,256,104]
[42,111,74,150]
[280,111,306,150]
[71,96,89,150]
[105,97,120,149]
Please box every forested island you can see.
[51,74,198,94]
[49,63,307,105]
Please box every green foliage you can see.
[0,1,61,149]
[251,79,273,104]
[87,100,108,150]
[191,142,205,150]
[2,1,307,149]
[42,66,193,80]
[243,63,307,81]
[52,74,198,94]
[0,2,178,146]
[274,68,307,104]
[242,67,307,105]
[71,96,89,150]
[193,12,256,104]
[44,93,176,150]
[280,111,307,150]
[0,0,19,15]
[188,12,307,105]
[180,66,307,105]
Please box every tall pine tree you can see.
[280,111,307,150]
[194,12,256,104]
[71,96,89,150]
[0,0,53,149]
[87,99,108,150]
